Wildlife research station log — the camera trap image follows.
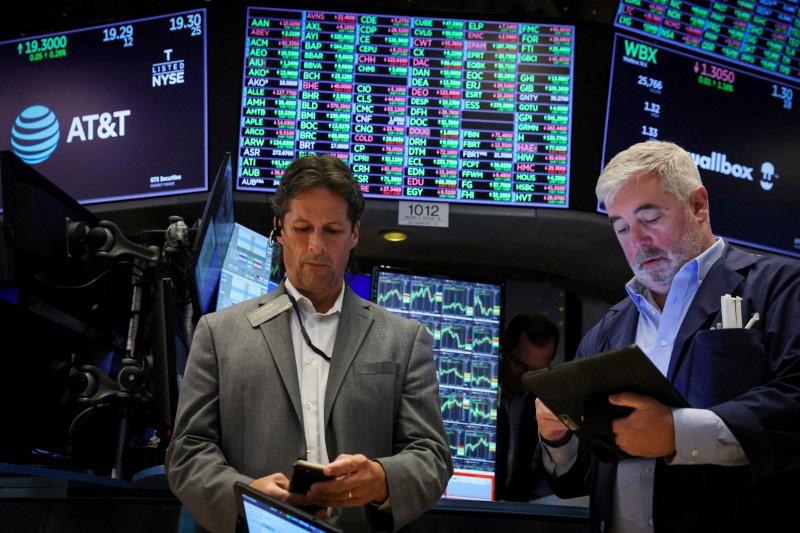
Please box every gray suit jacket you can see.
[165,281,453,533]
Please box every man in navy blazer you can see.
[535,141,800,532]
[166,155,452,532]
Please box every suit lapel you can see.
[600,300,639,351]
[666,246,754,379]
[254,284,304,425]
[324,285,372,423]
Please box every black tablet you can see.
[522,344,688,461]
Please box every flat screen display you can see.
[216,222,278,311]
[238,6,575,207]
[0,8,208,208]
[613,0,800,84]
[189,153,235,322]
[602,33,800,258]
[372,267,503,501]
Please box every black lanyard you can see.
[286,292,332,362]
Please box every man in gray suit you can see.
[166,154,453,532]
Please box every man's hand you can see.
[249,473,329,519]
[610,392,676,457]
[306,454,389,508]
[535,397,571,445]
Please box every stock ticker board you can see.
[615,0,800,83]
[237,7,575,208]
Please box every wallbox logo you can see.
[10,105,60,164]
[759,162,779,191]
[689,150,753,180]
[689,150,778,191]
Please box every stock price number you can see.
[644,101,661,115]
[772,84,793,110]
[169,13,203,36]
[697,75,733,93]
[637,75,663,91]
[694,61,735,83]
[641,125,659,138]
[17,34,68,61]
[102,24,133,47]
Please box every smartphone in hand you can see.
[289,459,334,494]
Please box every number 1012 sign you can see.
[398,201,449,228]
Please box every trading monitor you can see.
[215,222,277,311]
[0,8,208,208]
[238,6,576,208]
[612,0,800,84]
[188,152,235,323]
[372,266,503,501]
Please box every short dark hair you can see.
[271,154,365,274]
[502,313,560,358]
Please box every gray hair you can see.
[596,141,702,208]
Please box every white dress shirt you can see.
[285,279,344,464]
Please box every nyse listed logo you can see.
[10,105,60,164]
[152,49,185,87]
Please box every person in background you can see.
[495,313,559,502]
[534,140,800,533]
[166,154,453,532]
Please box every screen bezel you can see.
[187,151,235,323]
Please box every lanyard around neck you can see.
[286,292,332,362]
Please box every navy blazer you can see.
[537,245,800,533]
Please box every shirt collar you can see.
[625,238,726,310]
[284,278,345,316]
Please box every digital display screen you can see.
[613,0,800,83]
[216,222,278,311]
[0,9,208,208]
[190,153,235,321]
[602,32,800,257]
[238,6,575,207]
[372,268,502,501]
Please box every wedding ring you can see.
[348,490,352,499]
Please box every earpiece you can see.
[268,225,280,247]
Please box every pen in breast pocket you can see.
[744,312,760,329]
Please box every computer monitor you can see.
[188,152,236,323]
[215,222,277,311]
[371,266,503,501]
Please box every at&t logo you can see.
[10,105,60,164]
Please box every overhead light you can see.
[380,230,407,242]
